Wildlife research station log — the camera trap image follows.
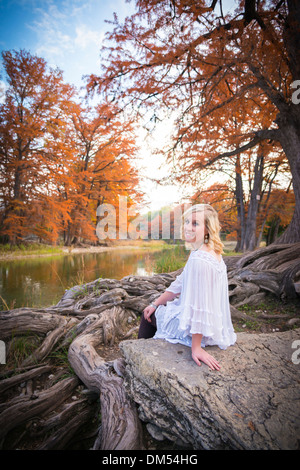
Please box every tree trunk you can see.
[276,0,300,244]
[235,155,246,252]
[276,123,300,244]
[235,153,265,252]
[243,153,264,251]
[266,215,281,245]
[285,0,300,81]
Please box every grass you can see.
[0,239,170,260]
[0,242,63,258]
[239,298,299,317]
[233,298,300,333]
[0,294,10,311]
[4,333,42,370]
[152,242,243,274]
[49,345,75,377]
[153,244,189,273]
[223,249,242,256]
[2,331,76,377]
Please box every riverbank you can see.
[0,241,176,311]
[0,239,239,260]
[0,240,172,261]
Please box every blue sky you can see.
[0,0,136,89]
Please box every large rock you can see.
[120,329,300,450]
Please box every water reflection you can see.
[0,248,159,309]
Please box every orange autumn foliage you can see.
[0,50,143,245]
[89,0,299,246]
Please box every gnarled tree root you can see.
[0,243,299,449]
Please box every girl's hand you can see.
[192,346,221,371]
[143,305,156,322]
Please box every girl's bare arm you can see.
[191,334,221,370]
[143,290,179,322]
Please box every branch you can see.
[244,0,267,29]
[248,64,289,113]
[200,129,280,168]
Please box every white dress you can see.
[153,250,237,350]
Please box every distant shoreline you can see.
[0,241,172,261]
[0,240,238,261]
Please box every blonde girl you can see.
[138,204,236,370]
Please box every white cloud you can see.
[24,1,109,86]
[29,4,74,57]
[36,33,73,59]
[0,79,7,104]
[74,25,104,50]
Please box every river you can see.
[0,247,165,310]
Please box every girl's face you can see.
[183,211,206,248]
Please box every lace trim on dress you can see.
[190,250,225,272]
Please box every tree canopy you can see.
[88,0,299,249]
[0,50,143,245]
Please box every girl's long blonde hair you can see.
[182,204,224,255]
